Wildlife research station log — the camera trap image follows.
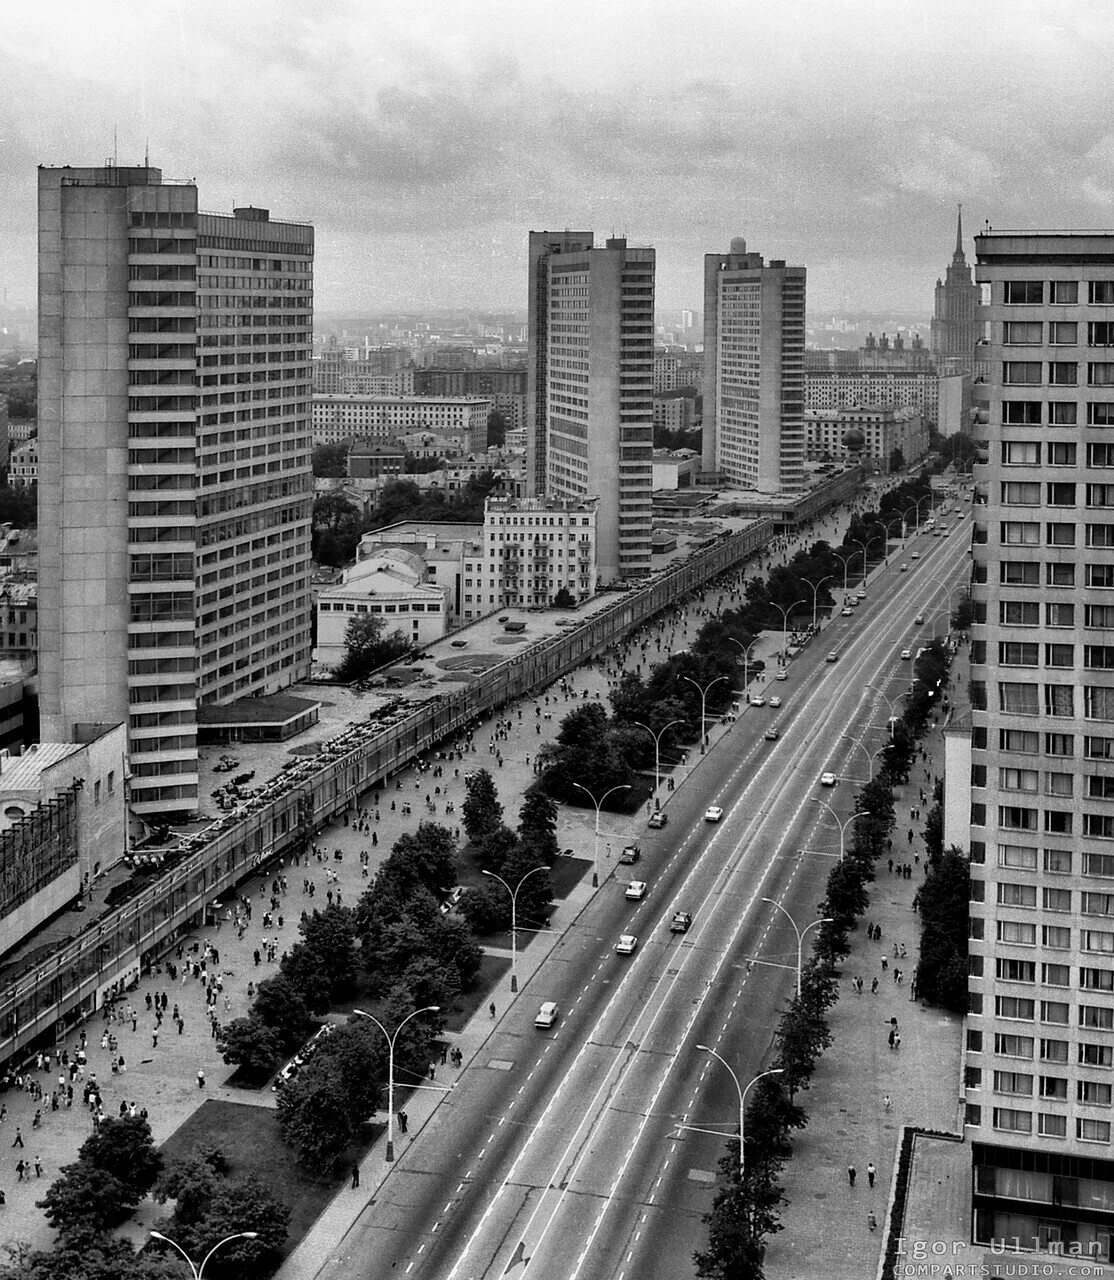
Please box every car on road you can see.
[826,650,839,662]
[535,1001,559,1028]
[775,671,788,681]
[619,844,642,864]
[764,726,779,740]
[914,614,925,624]
[625,880,647,900]
[769,696,781,708]
[901,648,912,659]
[647,810,667,829]
[820,772,837,787]
[670,911,693,933]
[900,563,909,572]
[841,606,853,616]
[615,934,638,955]
[704,806,724,823]
[856,590,867,601]
[749,695,766,707]
[911,552,921,560]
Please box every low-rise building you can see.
[0,582,36,665]
[804,405,929,471]
[461,496,598,621]
[0,525,37,577]
[652,448,701,490]
[0,722,128,961]
[315,550,448,668]
[347,441,406,480]
[653,393,697,435]
[312,394,492,452]
[394,431,468,460]
[357,522,483,624]
[8,440,37,488]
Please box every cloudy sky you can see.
[2,0,1111,316]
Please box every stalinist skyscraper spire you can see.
[930,203,981,374]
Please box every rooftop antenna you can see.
[113,125,118,167]
[144,138,149,170]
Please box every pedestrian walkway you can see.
[765,714,964,1280]
[0,501,857,1262]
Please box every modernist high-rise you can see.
[931,205,982,375]
[966,230,1114,1259]
[526,232,654,581]
[702,239,806,493]
[37,164,314,817]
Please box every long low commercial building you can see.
[312,394,492,452]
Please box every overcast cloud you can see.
[2,0,1113,314]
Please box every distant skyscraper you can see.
[527,232,654,581]
[931,205,982,374]
[37,163,314,817]
[702,239,806,493]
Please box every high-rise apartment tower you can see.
[38,164,313,817]
[966,230,1114,1259]
[702,238,806,493]
[526,232,654,581]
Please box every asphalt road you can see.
[317,509,973,1280]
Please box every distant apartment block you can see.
[357,521,482,624]
[37,163,313,817]
[8,439,37,488]
[311,394,491,452]
[346,441,406,480]
[805,366,940,427]
[653,393,697,435]
[313,338,415,395]
[0,582,36,664]
[461,495,597,620]
[527,232,654,580]
[702,239,806,493]
[803,405,928,470]
[413,367,526,435]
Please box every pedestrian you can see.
[197,1068,205,1089]
[883,1094,892,1112]
[867,1161,876,1188]
[848,1164,856,1188]
[152,1031,158,1049]
[490,1002,496,1019]
[894,1032,901,1050]
[398,1110,408,1134]
[428,1063,436,1080]
[11,1127,22,1148]
[440,1043,448,1065]
[351,1163,360,1189]
[868,1211,877,1232]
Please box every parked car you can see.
[648,811,667,829]
[619,844,641,864]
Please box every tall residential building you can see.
[932,205,982,375]
[702,238,806,493]
[966,230,1114,1260]
[38,163,313,817]
[527,232,654,581]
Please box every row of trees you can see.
[914,778,970,1012]
[16,1117,287,1280]
[696,608,957,1276]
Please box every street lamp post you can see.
[572,781,632,886]
[726,636,756,697]
[683,674,730,754]
[760,898,833,997]
[806,575,833,631]
[833,551,855,594]
[352,1004,440,1161]
[852,539,877,584]
[482,866,548,992]
[694,1049,784,1177]
[866,683,900,738]
[767,599,806,667]
[840,733,874,782]
[812,798,872,863]
[149,1232,259,1280]
[633,719,683,810]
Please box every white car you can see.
[901,648,912,660]
[841,606,853,616]
[704,806,724,823]
[911,552,921,560]
[625,880,647,900]
[749,695,766,707]
[820,772,837,787]
[914,614,925,624]
[900,563,909,572]
[535,1001,559,1028]
[775,671,788,681]
[615,934,638,955]
[770,696,782,708]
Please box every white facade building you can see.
[8,440,37,488]
[312,394,492,452]
[803,405,929,470]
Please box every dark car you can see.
[619,844,641,864]
[670,911,693,933]
[647,811,667,829]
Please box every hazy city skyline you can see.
[2,1,1110,315]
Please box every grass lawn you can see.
[158,1099,384,1263]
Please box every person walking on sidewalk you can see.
[847,1164,856,1188]
[351,1164,360,1189]
[398,1110,408,1134]
[489,1002,496,1020]
[867,1161,876,1188]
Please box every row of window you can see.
[991,917,1114,951]
[1001,400,1114,426]
[992,995,1114,1030]
[997,768,1114,798]
[1002,280,1114,305]
[1002,442,1114,466]
[1002,481,1114,504]
[1003,321,1114,346]
[318,601,440,614]
[993,959,1114,989]
[999,642,1114,667]
[990,1072,1114,1104]
[995,882,1114,912]
[998,558,1114,586]
[998,683,1114,719]
[996,728,1114,757]
[1003,361,1114,387]
[990,1109,1109,1142]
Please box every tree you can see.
[252,974,313,1051]
[311,443,348,478]
[153,1155,219,1227]
[384,823,459,896]
[169,1175,290,1280]
[915,844,970,1012]
[517,788,559,863]
[334,612,411,683]
[216,1016,282,1078]
[37,1161,139,1235]
[78,1115,162,1203]
[279,941,333,1015]
[463,769,503,845]
[277,1058,357,1172]
[694,1148,784,1279]
[952,595,975,632]
[312,491,359,531]
[888,446,906,474]
[552,586,576,608]
[299,904,358,1002]
[0,1236,179,1280]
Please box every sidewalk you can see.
[765,714,964,1280]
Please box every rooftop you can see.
[196,693,320,728]
[0,742,81,791]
